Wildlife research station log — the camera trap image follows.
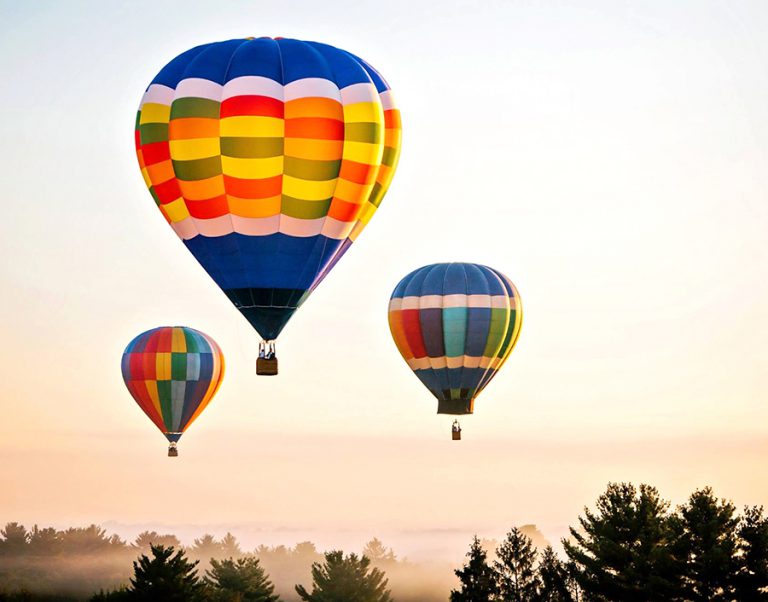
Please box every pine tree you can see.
[494,527,540,601]
[129,544,205,601]
[207,556,281,602]
[672,487,739,601]
[536,546,573,602]
[450,536,498,602]
[735,505,768,600]
[0,522,29,555]
[563,482,683,601]
[295,550,392,602]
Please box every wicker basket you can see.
[257,357,278,376]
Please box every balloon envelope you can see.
[388,263,522,414]
[135,37,402,341]
[121,326,224,444]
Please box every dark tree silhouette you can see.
[206,556,281,602]
[450,536,498,602]
[563,482,682,601]
[295,550,392,602]
[536,546,573,602]
[129,545,205,601]
[0,522,29,555]
[735,505,768,600]
[672,487,739,601]
[494,527,540,601]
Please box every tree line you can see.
[450,483,768,601]
[2,482,768,600]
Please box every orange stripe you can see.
[285,117,344,140]
[285,97,343,120]
[169,117,220,140]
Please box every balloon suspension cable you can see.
[168,442,179,457]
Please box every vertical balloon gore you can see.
[121,326,225,455]
[134,38,402,361]
[388,263,522,416]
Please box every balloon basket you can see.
[257,357,278,376]
[168,443,178,457]
[452,430,462,441]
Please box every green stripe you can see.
[172,156,222,181]
[284,157,341,181]
[183,329,200,353]
[281,195,331,220]
[140,123,169,145]
[149,187,160,206]
[171,353,187,381]
[135,111,141,129]
[170,97,221,120]
[368,182,384,207]
[156,381,173,430]
[221,137,284,158]
[344,122,381,144]
[381,146,397,166]
[482,307,510,358]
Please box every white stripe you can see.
[171,218,199,241]
[222,76,284,101]
[285,78,340,101]
[141,84,175,106]
[279,215,325,237]
[340,82,379,106]
[388,298,402,311]
[394,294,509,309]
[406,355,492,370]
[175,78,223,101]
[231,215,280,235]
[320,216,355,240]
[379,90,396,111]
[194,215,234,237]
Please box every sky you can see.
[1,0,768,561]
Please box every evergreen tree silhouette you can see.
[450,536,498,602]
[129,544,205,601]
[295,550,392,602]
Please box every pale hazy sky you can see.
[1,0,768,560]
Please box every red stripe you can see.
[401,309,427,358]
[153,178,182,204]
[186,195,230,219]
[127,380,166,432]
[156,328,172,352]
[220,95,284,118]
[141,141,171,165]
[224,174,282,199]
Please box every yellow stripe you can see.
[282,175,338,201]
[163,198,190,222]
[155,353,172,380]
[145,380,163,417]
[171,327,187,352]
[139,103,171,125]
[285,138,343,161]
[333,179,373,205]
[343,102,383,123]
[140,167,151,188]
[169,138,220,161]
[221,155,284,179]
[220,116,284,137]
[342,141,383,165]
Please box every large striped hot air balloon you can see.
[388,263,522,439]
[121,326,224,456]
[135,37,402,375]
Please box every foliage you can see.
[735,505,768,600]
[295,550,392,602]
[494,527,541,601]
[563,482,683,601]
[535,546,574,602]
[206,556,281,602]
[129,545,205,601]
[450,536,498,602]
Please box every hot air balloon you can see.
[135,37,402,375]
[121,326,224,456]
[388,263,522,440]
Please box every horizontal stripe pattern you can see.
[121,326,224,441]
[388,263,522,415]
[135,37,401,341]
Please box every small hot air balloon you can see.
[388,263,522,440]
[121,326,224,456]
[135,37,402,375]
